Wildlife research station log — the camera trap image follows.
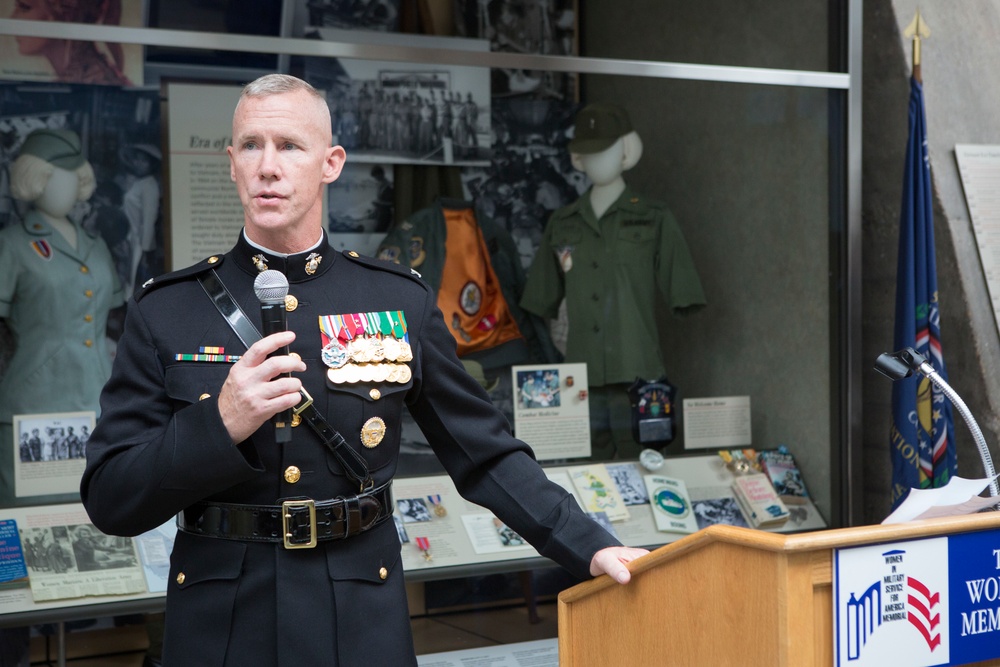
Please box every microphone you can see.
[254,270,292,443]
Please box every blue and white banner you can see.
[834,529,1000,666]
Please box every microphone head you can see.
[254,270,289,304]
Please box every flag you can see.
[889,76,957,510]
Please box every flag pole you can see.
[903,9,931,83]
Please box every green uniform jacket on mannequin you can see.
[0,210,124,503]
[81,231,619,667]
[520,187,707,387]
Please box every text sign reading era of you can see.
[834,529,1000,666]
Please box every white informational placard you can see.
[511,363,590,460]
[682,396,752,450]
[956,144,1000,339]
[12,411,92,498]
[166,83,246,270]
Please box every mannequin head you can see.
[10,128,96,208]
[568,103,643,183]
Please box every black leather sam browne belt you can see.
[178,481,393,548]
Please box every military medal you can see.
[426,495,446,517]
[358,364,375,383]
[386,365,401,383]
[321,340,349,369]
[360,416,386,448]
[342,364,362,384]
[372,363,391,383]
[382,336,401,361]
[415,536,432,561]
[396,364,412,384]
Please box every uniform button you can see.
[84,290,93,298]
[84,314,93,322]
[369,388,381,401]
[289,352,301,361]
[285,294,299,312]
[176,572,186,585]
[291,413,301,427]
[208,256,219,264]
[80,265,89,274]
[198,393,211,401]
[284,466,301,484]
[348,251,359,257]
[84,339,93,347]
[379,567,388,580]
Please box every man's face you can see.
[227,89,345,248]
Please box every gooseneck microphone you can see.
[254,270,292,443]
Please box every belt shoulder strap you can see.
[197,269,373,490]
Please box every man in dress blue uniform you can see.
[81,74,646,667]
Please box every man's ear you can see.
[323,145,348,184]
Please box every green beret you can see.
[567,103,633,155]
[19,129,85,170]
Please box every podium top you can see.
[560,510,1000,604]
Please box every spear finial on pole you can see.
[903,9,931,83]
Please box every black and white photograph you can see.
[20,524,137,575]
[397,497,433,523]
[14,412,93,463]
[606,463,650,506]
[392,515,410,544]
[304,29,491,166]
[492,518,526,547]
[462,97,587,270]
[516,368,561,409]
[692,496,750,530]
[295,0,402,34]
[326,162,394,257]
[453,0,577,98]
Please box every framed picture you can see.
[12,411,94,498]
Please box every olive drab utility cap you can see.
[19,129,86,170]
[567,103,634,155]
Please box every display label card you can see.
[12,411,93,498]
[135,521,177,594]
[512,363,590,460]
[682,396,752,450]
[0,520,28,584]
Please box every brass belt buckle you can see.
[282,499,317,549]
[293,388,314,415]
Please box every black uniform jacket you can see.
[81,231,619,667]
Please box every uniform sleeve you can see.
[81,295,262,537]
[657,210,707,315]
[406,288,619,579]
[0,231,19,318]
[519,219,565,320]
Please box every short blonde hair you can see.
[9,153,96,203]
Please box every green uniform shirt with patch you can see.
[520,188,706,386]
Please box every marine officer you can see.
[82,74,647,667]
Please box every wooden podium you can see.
[558,512,1000,667]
